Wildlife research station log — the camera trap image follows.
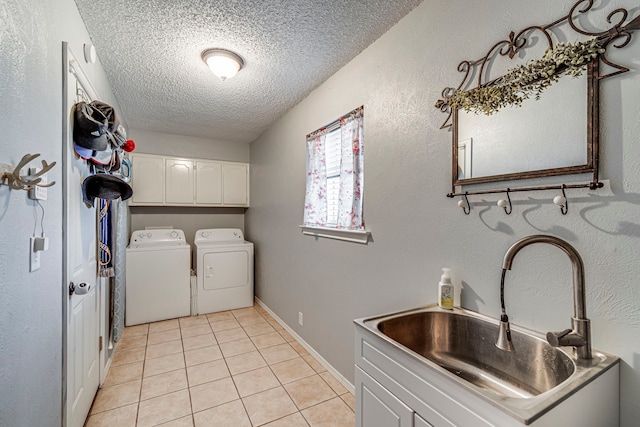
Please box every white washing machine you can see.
[125,228,191,326]
[194,228,254,315]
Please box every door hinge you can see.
[99,336,103,352]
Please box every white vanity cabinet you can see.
[414,414,434,427]
[355,323,619,427]
[356,366,414,427]
[130,153,249,207]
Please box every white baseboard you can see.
[255,297,355,395]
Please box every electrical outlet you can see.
[29,237,41,272]
[298,312,304,327]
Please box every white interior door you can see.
[63,44,101,427]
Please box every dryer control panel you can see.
[195,228,244,243]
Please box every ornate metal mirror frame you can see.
[436,0,639,198]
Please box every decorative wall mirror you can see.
[436,0,639,200]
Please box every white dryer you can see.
[194,228,254,315]
[125,228,191,326]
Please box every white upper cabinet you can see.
[222,163,249,206]
[165,158,194,204]
[130,153,165,204]
[130,153,249,207]
[195,160,222,205]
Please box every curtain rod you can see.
[306,105,364,140]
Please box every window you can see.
[324,127,341,226]
[302,106,368,243]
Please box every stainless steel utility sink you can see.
[356,305,619,423]
[376,308,574,398]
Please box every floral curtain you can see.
[337,112,364,229]
[303,106,364,230]
[303,133,327,226]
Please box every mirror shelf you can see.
[436,0,640,201]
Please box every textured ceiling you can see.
[74,0,423,143]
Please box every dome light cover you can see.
[201,48,244,81]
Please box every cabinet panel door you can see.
[165,158,194,204]
[222,163,249,206]
[415,413,434,427]
[195,161,222,204]
[356,367,413,427]
[131,154,165,204]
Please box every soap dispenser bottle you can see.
[438,268,454,309]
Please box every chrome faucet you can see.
[495,235,592,360]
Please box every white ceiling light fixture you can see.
[201,48,244,81]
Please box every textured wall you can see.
[74,0,423,143]
[129,206,246,257]
[246,0,640,424]
[0,0,121,425]
[129,129,250,162]
[127,129,250,246]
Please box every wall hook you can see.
[457,192,471,215]
[497,189,513,215]
[0,153,56,191]
[553,185,568,215]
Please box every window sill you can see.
[299,225,371,244]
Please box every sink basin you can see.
[355,305,619,423]
[376,308,574,398]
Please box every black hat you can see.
[82,174,133,207]
[73,101,110,151]
[90,100,119,133]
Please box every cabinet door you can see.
[356,367,413,427]
[415,413,434,427]
[222,163,249,206]
[165,158,194,204]
[130,154,165,204]
[195,160,222,205]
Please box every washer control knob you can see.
[201,231,209,238]
[170,231,179,238]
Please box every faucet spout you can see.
[498,235,592,360]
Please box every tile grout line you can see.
[231,308,319,426]
[235,314,305,427]
[227,310,259,427]
[179,324,195,427]
[99,306,351,426]
[255,298,356,395]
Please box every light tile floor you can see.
[85,304,355,427]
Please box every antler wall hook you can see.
[0,153,57,191]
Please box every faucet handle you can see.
[546,329,586,347]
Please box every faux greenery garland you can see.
[449,38,605,115]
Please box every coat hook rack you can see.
[448,181,599,216]
[0,153,57,191]
[553,184,569,215]
[497,189,513,215]
[457,192,471,215]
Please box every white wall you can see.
[129,206,246,257]
[129,129,249,162]
[127,129,250,245]
[0,0,122,425]
[246,0,640,425]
